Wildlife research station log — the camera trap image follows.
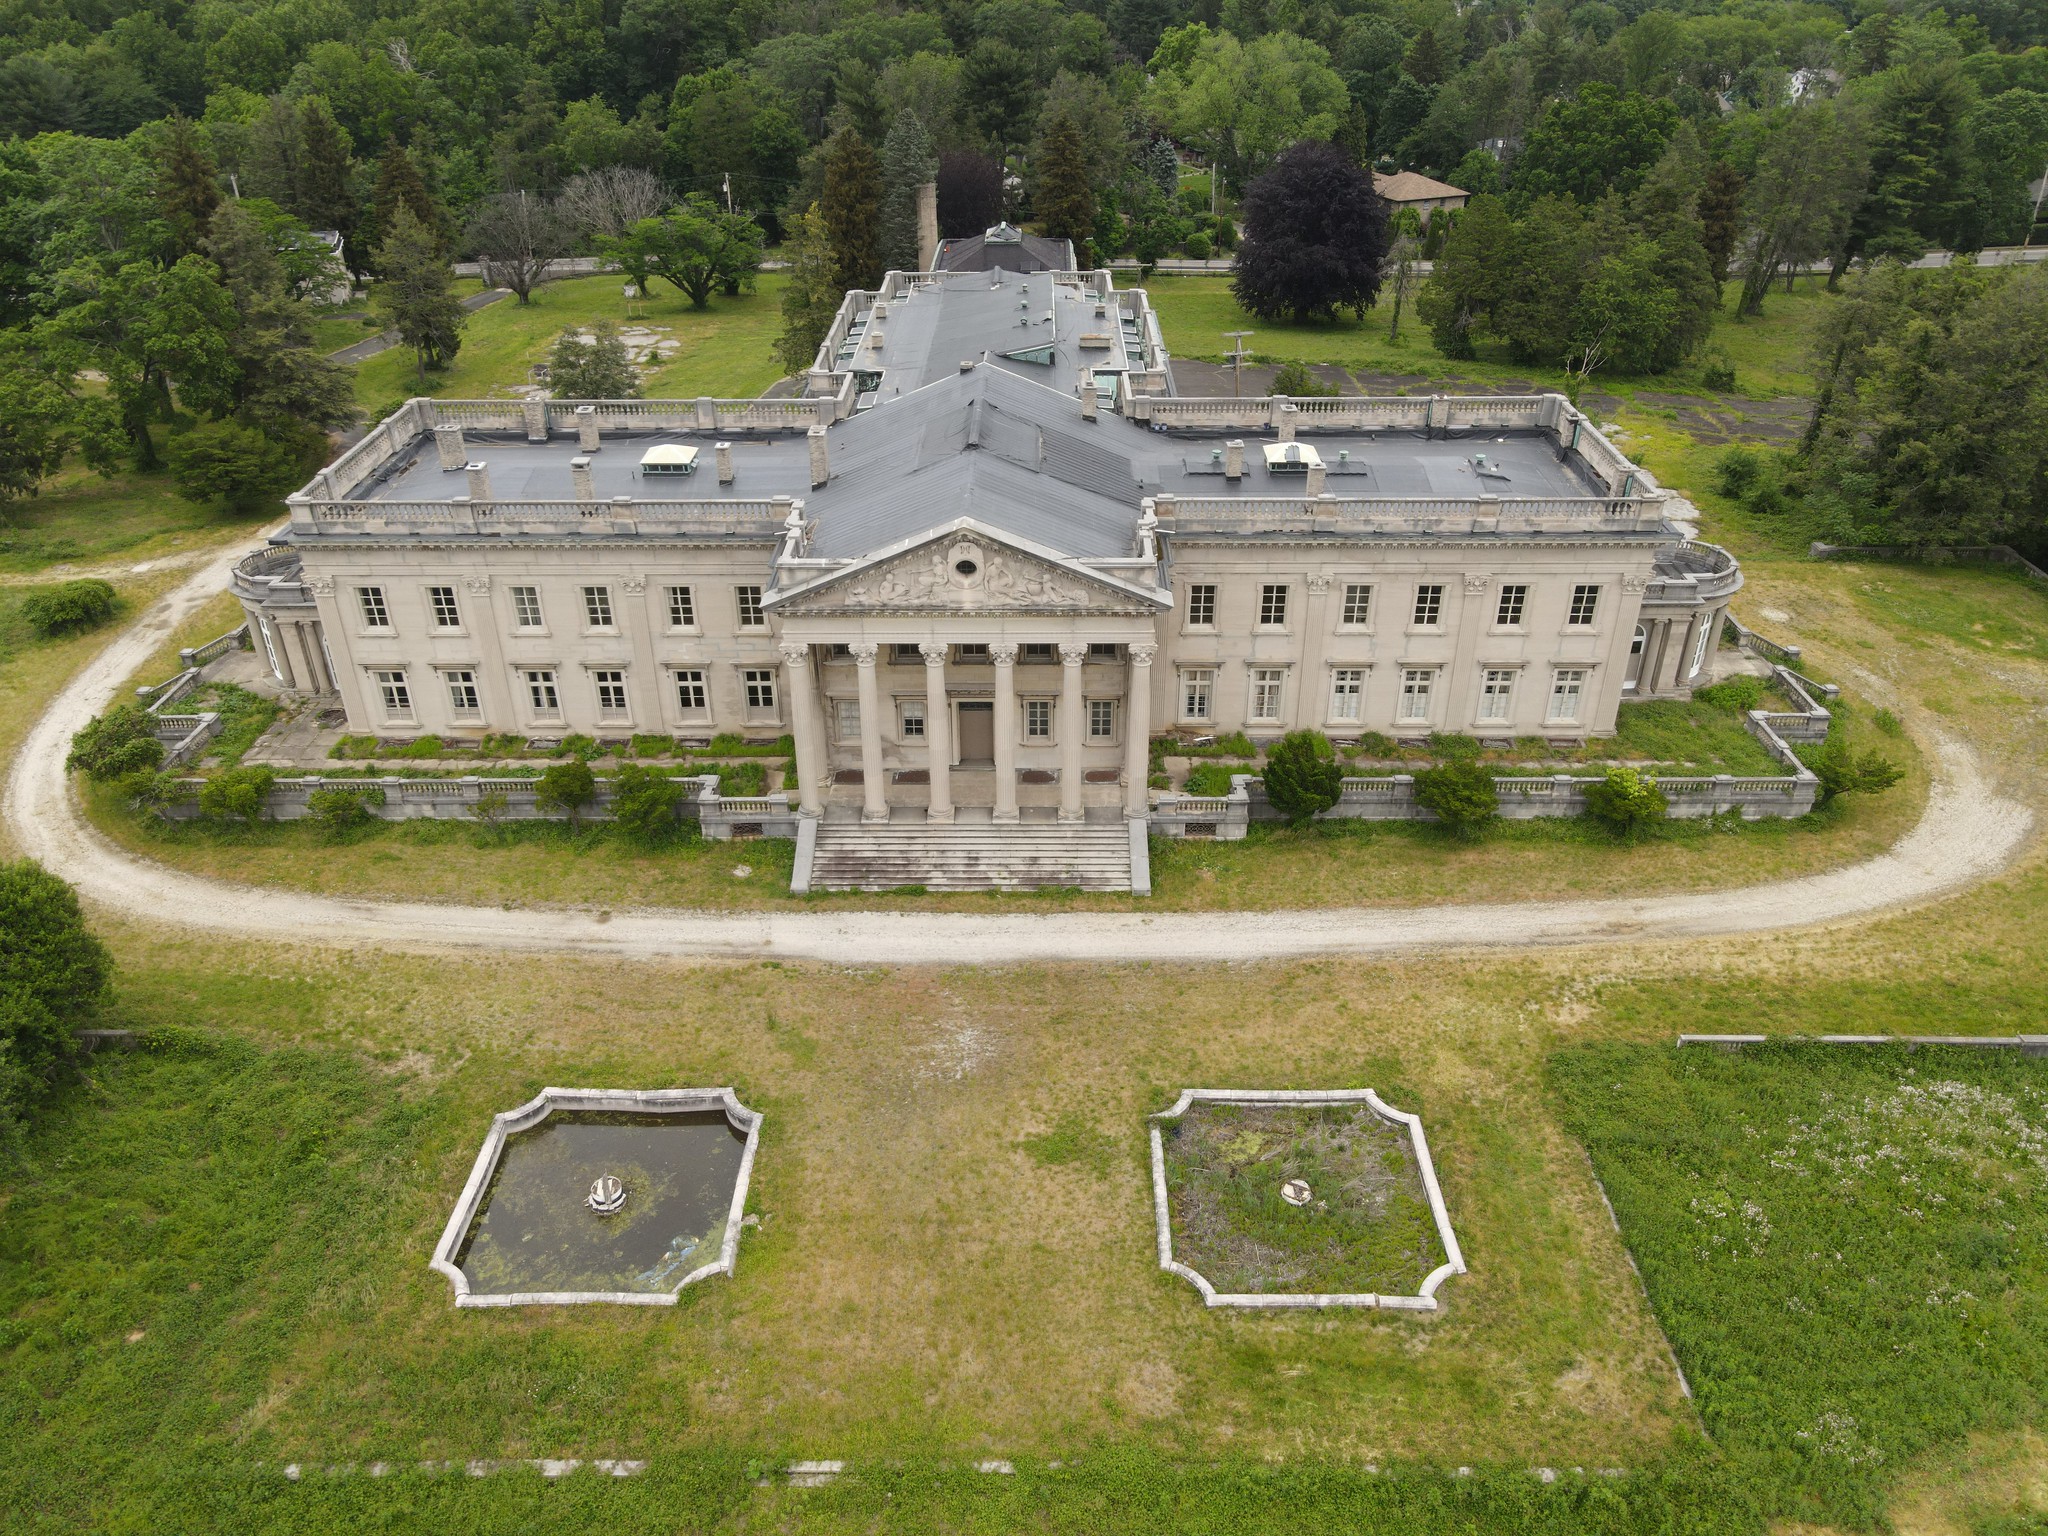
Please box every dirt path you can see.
[5,537,2034,966]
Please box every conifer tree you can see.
[1401,30,1447,87]
[1034,113,1096,268]
[295,98,356,240]
[157,115,221,257]
[878,109,937,274]
[374,204,465,381]
[775,203,846,375]
[820,127,883,293]
[368,139,441,269]
[1696,161,1745,293]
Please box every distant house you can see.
[935,222,1075,275]
[1371,172,1469,226]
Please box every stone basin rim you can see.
[430,1086,763,1308]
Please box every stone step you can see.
[810,822,1134,892]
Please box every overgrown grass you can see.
[196,682,281,768]
[1553,1042,2048,1528]
[0,461,267,576]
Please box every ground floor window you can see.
[1397,668,1434,723]
[525,669,560,716]
[1088,698,1115,741]
[594,668,629,718]
[900,699,926,739]
[1478,668,1516,722]
[834,698,860,740]
[1181,668,1214,721]
[1025,698,1051,739]
[743,668,777,714]
[1250,668,1285,722]
[1689,616,1712,678]
[1625,624,1647,692]
[1328,668,1363,721]
[673,668,708,716]
[444,669,481,718]
[1547,668,1587,723]
[373,669,412,718]
[257,616,279,680]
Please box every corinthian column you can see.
[852,643,887,822]
[991,642,1019,823]
[920,641,954,823]
[779,642,824,817]
[1125,643,1155,816]
[1057,641,1087,822]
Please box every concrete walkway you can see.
[326,288,514,365]
[4,533,2033,966]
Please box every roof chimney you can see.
[807,424,829,489]
[465,461,491,502]
[1305,460,1327,497]
[715,440,734,485]
[1080,377,1098,421]
[434,424,466,470]
[1276,401,1298,443]
[570,455,594,501]
[1224,440,1245,479]
[574,404,599,451]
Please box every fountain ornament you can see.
[587,1174,627,1215]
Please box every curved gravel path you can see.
[5,537,2034,965]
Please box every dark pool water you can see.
[457,1110,748,1296]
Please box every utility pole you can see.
[1224,330,1253,398]
[722,172,734,215]
[2026,157,2047,248]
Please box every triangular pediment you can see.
[767,519,1168,618]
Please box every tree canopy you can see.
[1232,140,1388,324]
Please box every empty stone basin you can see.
[432,1088,762,1306]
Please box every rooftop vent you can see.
[639,444,699,476]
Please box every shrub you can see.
[305,784,386,839]
[1584,766,1668,841]
[608,763,685,842]
[1414,759,1497,837]
[1698,351,1736,391]
[1714,446,1762,499]
[716,761,767,796]
[1210,214,1237,250]
[630,733,676,758]
[469,787,510,839]
[0,859,112,1136]
[559,733,599,760]
[1183,760,1247,797]
[389,735,445,759]
[21,579,116,636]
[126,770,195,815]
[196,765,275,823]
[1269,360,1336,397]
[1261,730,1343,824]
[535,758,596,825]
[1183,230,1212,260]
[330,734,380,759]
[1426,731,1482,761]
[67,705,165,781]
[1799,740,1905,805]
[1874,707,1903,736]
[166,417,310,511]
[1694,674,1767,712]
[1183,730,1257,757]
[1354,730,1397,758]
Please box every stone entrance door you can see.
[956,700,994,763]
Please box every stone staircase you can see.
[804,818,1140,893]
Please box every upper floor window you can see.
[1412,584,1444,627]
[1087,643,1121,661]
[1567,584,1601,627]
[954,643,991,664]
[1021,643,1057,664]
[428,585,461,629]
[582,585,615,629]
[1259,584,1289,627]
[1341,584,1372,626]
[510,585,544,629]
[1025,699,1052,738]
[1186,583,1216,628]
[1088,699,1116,740]
[372,668,410,715]
[357,586,390,630]
[891,643,923,665]
[666,586,696,628]
[1495,584,1527,627]
[736,586,766,629]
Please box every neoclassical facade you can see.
[236,265,1740,825]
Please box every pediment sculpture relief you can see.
[805,539,1113,613]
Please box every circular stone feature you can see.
[1281,1178,1313,1206]
[954,558,978,576]
[587,1174,627,1215]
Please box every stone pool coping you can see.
[1148,1088,1467,1311]
[430,1086,763,1308]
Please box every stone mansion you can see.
[233,260,1741,836]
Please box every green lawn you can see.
[0,461,271,577]
[350,274,790,415]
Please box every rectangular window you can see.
[594,668,628,716]
[511,585,544,629]
[1087,642,1121,661]
[1548,668,1587,723]
[1021,643,1057,664]
[954,643,991,664]
[1025,699,1052,739]
[834,698,860,739]
[901,699,926,738]
[1250,667,1285,721]
[582,585,615,629]
[1341,584,1372,626]
[1259,583,1289,627]
[1495,584,1527,627]
[1329,668,1364,721]
[444,669,480,717]
[1568,584,1601,627]
[891,643,924,665]
[1412,584,1444,627]
[525,669,560,714]
[428,585,461,629]
[1478,668,1516,722]
[358,586,390,629]
[1088,699,1115,740]
[372,668,410,715]
[1187,583,1216,627]
[673,668,708,715]
[1181,668,1215,721]
[666,586,696,628]
[743,668,776,712]
[735,586,766,629]
[1398,668,1435,722]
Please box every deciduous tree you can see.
[547,321,636,397]
[1231,140,1387,324]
